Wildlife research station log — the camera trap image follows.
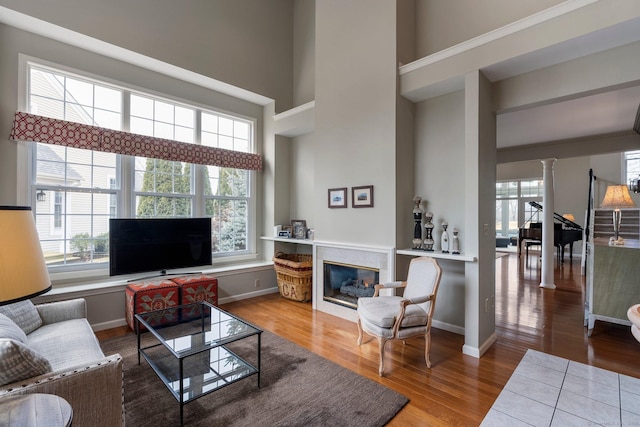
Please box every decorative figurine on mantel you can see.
[452,227,460,254]
[441,222,449,253]
[424,212,435,251]
[412,196,423,249]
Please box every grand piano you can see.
[518,201,583,263]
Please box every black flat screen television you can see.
[109,218,212,277]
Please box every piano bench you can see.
[524,239,542,258]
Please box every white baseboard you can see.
[218,287,279,305]
[432,319,464,335]
[92,318,128,332]
[462,332,497,358]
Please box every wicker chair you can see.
[356,256,442,376]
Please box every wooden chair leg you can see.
[356,318,363,345]
[424,330,432,368]
[378,337,387,376]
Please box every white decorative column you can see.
[540,158,557,289]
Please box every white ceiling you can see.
[497,85,640,148]
[493,17,640,149]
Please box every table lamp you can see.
[600,185,636,246]
[0,206,51,305]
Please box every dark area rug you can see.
[100,330,408,426]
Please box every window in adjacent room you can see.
[496,180,543,241]
[625,150,640,185]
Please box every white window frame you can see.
[496,179,544,237]
[625,150,640,185]
[19,55,258,280]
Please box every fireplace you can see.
[313,242,394,322]
[323,262,380,309]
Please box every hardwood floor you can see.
[97,253,640,426]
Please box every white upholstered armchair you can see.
[357,256,442,376]
[627,304,640,343]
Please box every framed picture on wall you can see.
[352,185,374,208]
[328,188,348,208]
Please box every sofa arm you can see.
[36,298,87,325]
[0,354,124,427]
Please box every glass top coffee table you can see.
[135,301,262,425]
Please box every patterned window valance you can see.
[9,111,262,171]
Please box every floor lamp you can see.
[0,206,51,306]
[600,185,636,246]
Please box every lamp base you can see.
[609,236,625,246]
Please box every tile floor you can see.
[481,349,640,426]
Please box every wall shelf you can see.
[261,239,477,259]
[260,236,314,245]
[273,100,315,137]
[396,248,477,262]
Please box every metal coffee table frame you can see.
[135,301,262,425]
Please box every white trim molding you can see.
[399,0,598,75]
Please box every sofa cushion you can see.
[0,338,52,386]
[27,318,104,371]
[0,300,42,334]
[0,313,28,343]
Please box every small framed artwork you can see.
[291,220,307,239]
[281,225,293,238]
[352,185,374,208]
[328,187,347,208]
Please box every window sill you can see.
[43,260,275,300]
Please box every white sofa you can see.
[0,298,123,426]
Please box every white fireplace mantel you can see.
[312,241,395,322]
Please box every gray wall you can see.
[314,0,398,247]
[0,0,294,111]
[415,0,564,57]
[293,0,315,106]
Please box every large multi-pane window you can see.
[131,94,195,219]
[202,112,251,252]
[496,180,543,238]
[30,65,121,267]
[27,61,254,271]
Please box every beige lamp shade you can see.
[0,206,51,305]
[600,185,636,209]
[562,213,576,222]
